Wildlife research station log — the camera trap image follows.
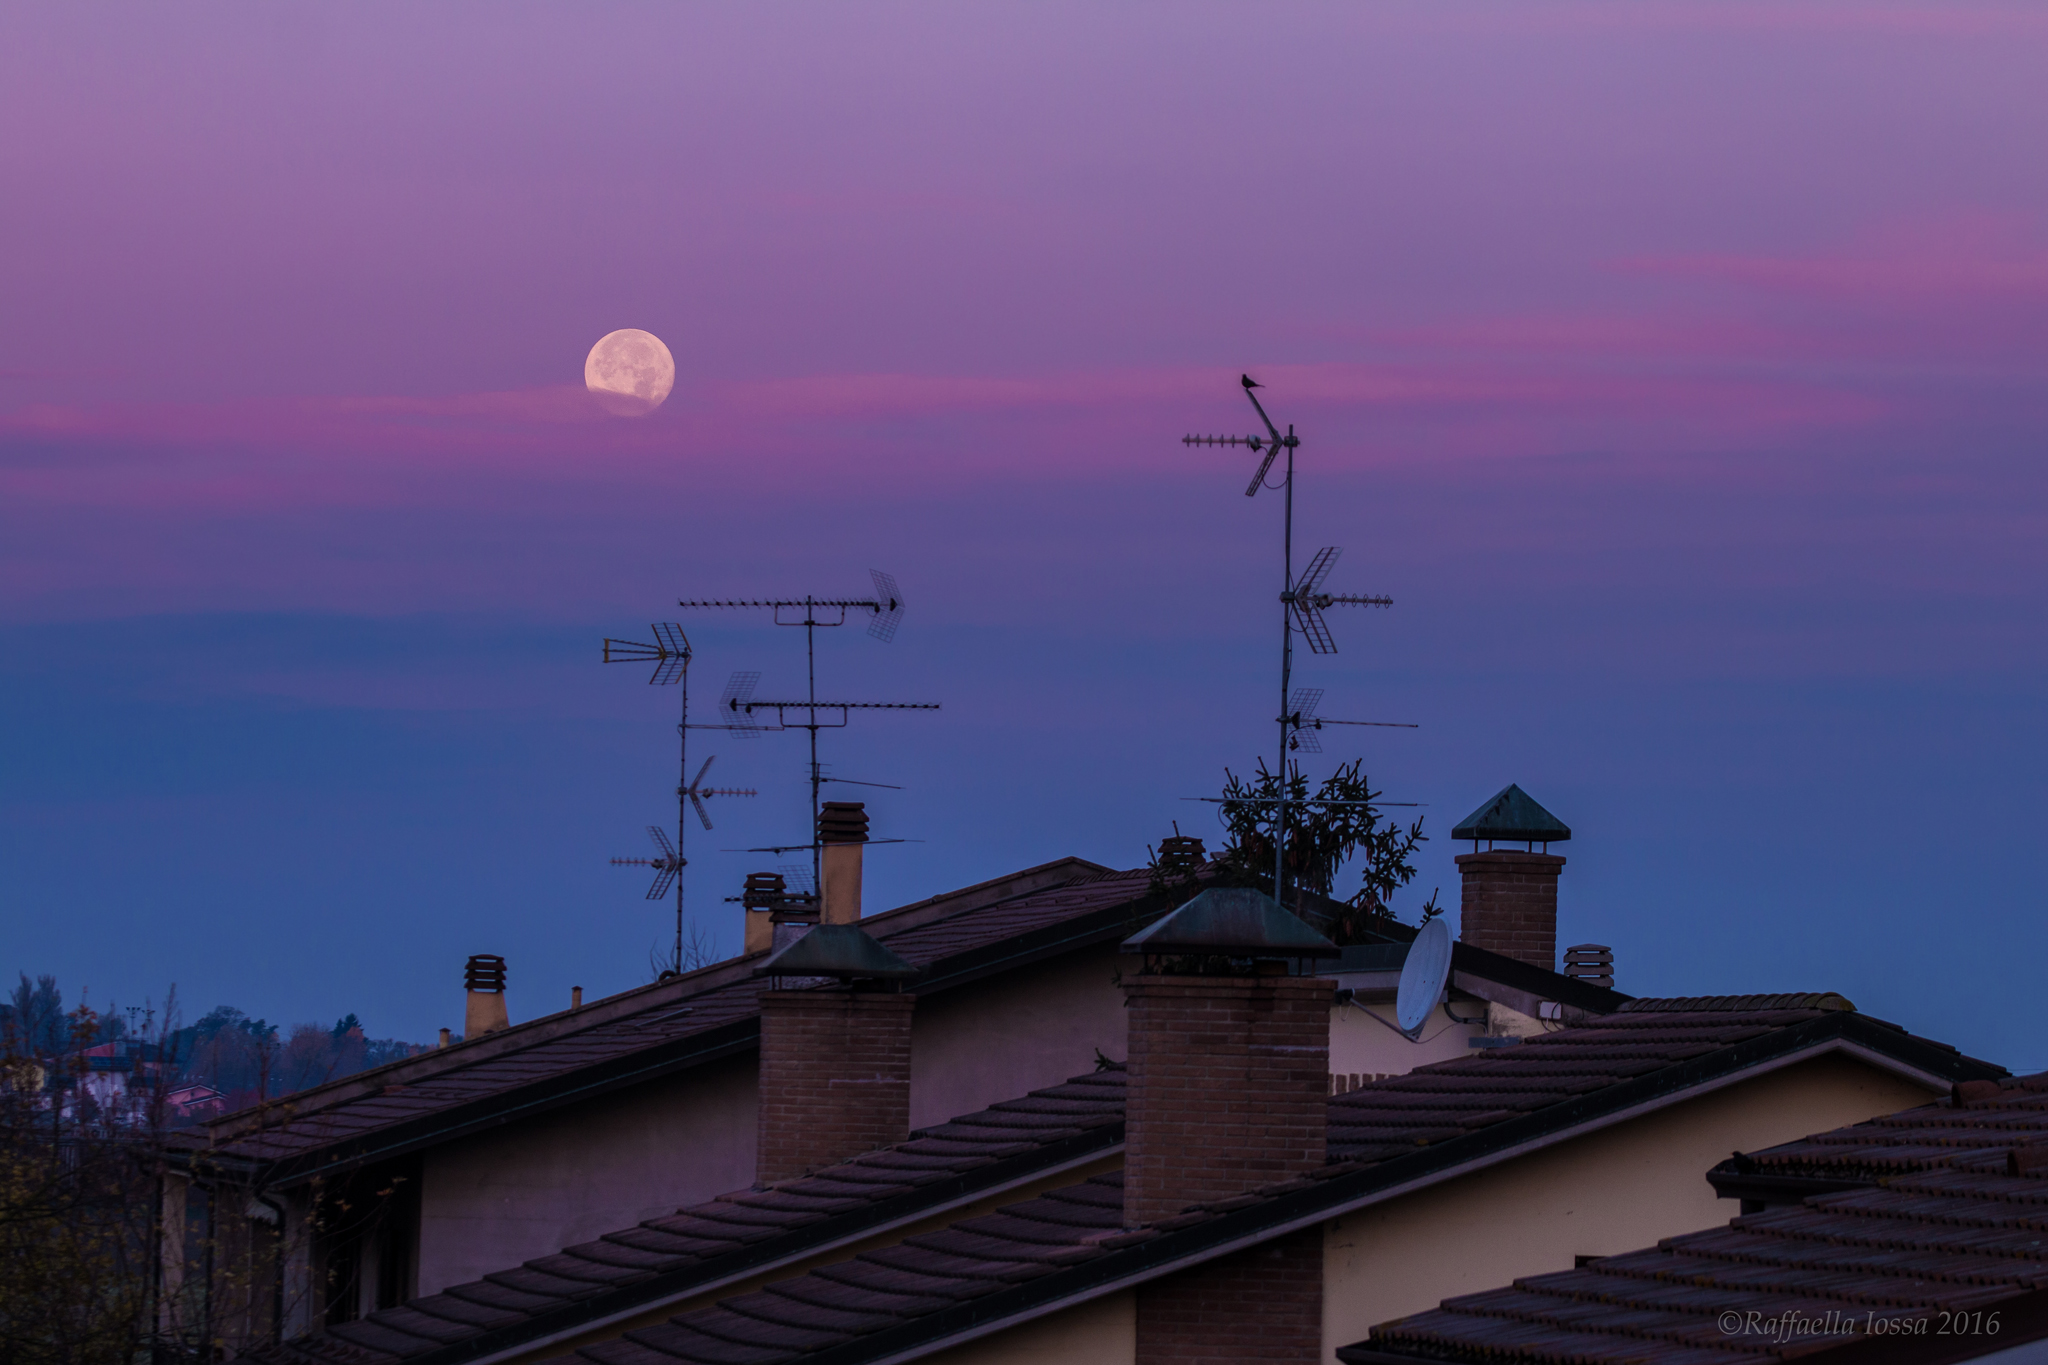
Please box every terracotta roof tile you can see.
[254,1000,2002,1365]
[1346,1075,2048,1365]
[242,1066,1127,1365]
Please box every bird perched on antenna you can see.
[1242,374,1261,390]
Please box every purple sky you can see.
[3,3,2044,1059]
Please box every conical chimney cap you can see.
[753,923,920,982]
[1451,783,1571,844]
[1121,886,1340,958]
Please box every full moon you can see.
[584,329,675,417]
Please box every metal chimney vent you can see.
[1563,943,1614,989]
[818,801,870,844]
[1154,834,1206,879]
[464,954,507,993]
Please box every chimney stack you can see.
[742,872,817,956]
[1450,784,1571,972]
[752,925,920,1184]
[463,955,509,1037]
[818,802,868,924]
[1118,888,1339,1229]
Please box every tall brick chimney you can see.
[1120,889,1338,1365]
[462,955,509,1037]
[1450,784,1571,972]
[818,801,868,924]
[1118,888,1338,1229]
[752,923,920,1184]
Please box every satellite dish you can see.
[1395,918,1453,1040]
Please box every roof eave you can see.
[781,1014,2004,1365]
[410,1126,1125,1365]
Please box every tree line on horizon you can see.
[3,972,431,1118]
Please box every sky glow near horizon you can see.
[2,3,2044,1061]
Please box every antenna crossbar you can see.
[734,700,942,712]
[679,572,923,889]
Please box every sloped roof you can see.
[1344,1074,2048,1365]
[178,858,1131,1181]
[269,1002,1997,1365]
[247,1069,1128,1365]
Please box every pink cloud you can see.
[1624,214,2048,306]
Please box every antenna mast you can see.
[1183,376,1397,913]
[677,571,933,889]
[602,624,756,972]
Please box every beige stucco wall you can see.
[922,1290,1136,1365]
[418,1054,758,1295]
[416,952,1132,1299]
[1319,1052,1939,1360]
[1328,997,1480,1085]
[920,1050,1938,1365]
[909,945,1128,1130]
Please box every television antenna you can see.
[600,624,756,973]
[1183,375,1402,912]
[678,572,936,887]
[1282,687,1418,754]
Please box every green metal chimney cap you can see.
[753,924,921,982]
[1121,887,1340,958]
[1452,784,1571,844]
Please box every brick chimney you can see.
[818,801,868,924]
[1450,784,1571,972]
[463,955,509,1037]
[752,923,920,1184]
[1119,888,1338,1229]
[1120,889,1337,1364]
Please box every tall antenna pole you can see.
[1185,376,1397,916]
[675,656,689,968]
[1238,375,1301,911]
[805,598,821,893]
[604,625,760,971]
[1277,433,1295,910]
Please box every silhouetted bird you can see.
[1242,374,1261,390]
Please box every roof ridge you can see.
[194,863,1158,1174]
[1617,991,1858,1013]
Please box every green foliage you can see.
[1207,757,1432,944]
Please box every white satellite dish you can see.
[1395,917,1453,1040]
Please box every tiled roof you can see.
[181,867,1632,1184]
[342,1004,1992,1365]
[1325,1006,1877,1164]
[1344,1074,2048,1365]
[1616,993,1856,1015]
[248,1069,1129,1365]
[183,862,1142,1178]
